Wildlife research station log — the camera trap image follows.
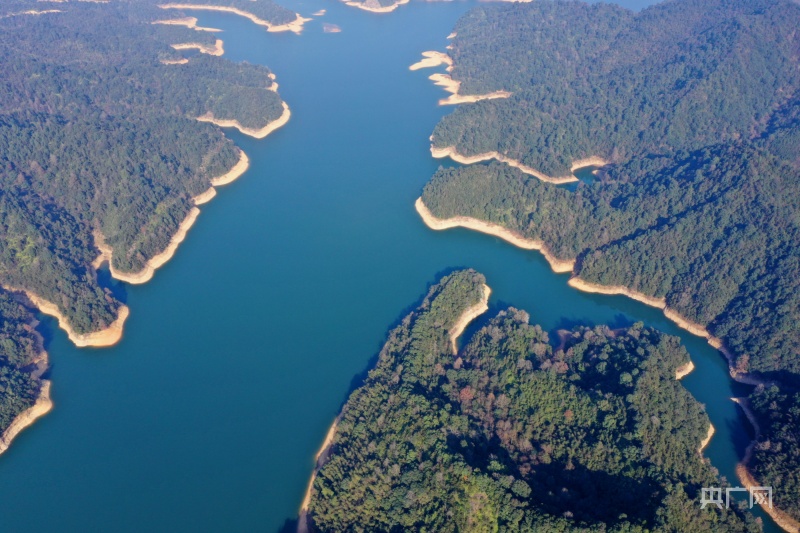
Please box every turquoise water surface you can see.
[0,0,775,531]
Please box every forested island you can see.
[305,270,758,532]
[0,0,293,452]
[417,0,800,526]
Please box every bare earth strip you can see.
[1,10,62,19]
[342,0,410,13]
[152,16,221,32]
[675,360,695,380]
[197,101,290,139]
[298,417,341,533]
[449,284,491,354]
[732,398,800,533]
[158,4,310,34]
[431,145,608,185]
[428,73,511,105]
[17,289,129,347]
[172,39,224,56]
[416,199,771,386]
[698,423,715,454]
[0,381,52,457]
[416,198,575,273]
[409,51,453,71]
[298,283,490,527]
[95,150,250,284]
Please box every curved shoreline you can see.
[197,101,290,139]
[428,73,511,105]
[298,417,341,532]
[342,0,410,14]
[416,198,770,385]
[152,16,221,32]
[733,398,800,533]
[297,283,490,527]
[431,145,608,184]
[409,51,453,72]
[449,284,491,354]
[2,9,62,19]
[0,381,53,457]
[698,423,714,454]
[416,195,766,390]
[171,39,224,56]
[415,196,797,526]
[675,360,695,380]
[416,198,575,273]
[158,4,310,34]
[94,149,249,284]
[19,289,130,348]
[109,208,201,285]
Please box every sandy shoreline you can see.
[210,150,250,186]
[732,398,800,533]
[152,16,221,32]
[416,198,575,273]
[192,186,217,205]
[2,9,62,19]
[0,381,53,457]
[198,101,290,139]
[432,146,608,184]
[93,149,249,284]
[342,0,410,13]
[416,198,770,391]
[449,284,491,354]
[416,196,798,527]
[698,423,714,454]
[105,208,201,285]
[158,4,310,34]
[171,39,224,56]
[409,51,453,71]
[161,58,190,65]
[428,72,511,105]
[675,360,695,380]
[298,417,341,533]
[18,289,129,348]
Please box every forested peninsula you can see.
[418,0,800,525]
[0,0,293,452]
[304,270,758,532]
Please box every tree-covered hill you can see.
[307,270,758,532]
[0,0,286,334]
[433,0,800,177]
[420,0,800,524]
[0,292,48,443]
[0,0,291,443]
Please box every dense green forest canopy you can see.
[0,0,285,334]
[748,386,800,521]
[308,270,758,532]
[434,0,800,177]
[423,0,800,380]
[421,0,800,523]
[0,292,46,434]
[0,0,291,437]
